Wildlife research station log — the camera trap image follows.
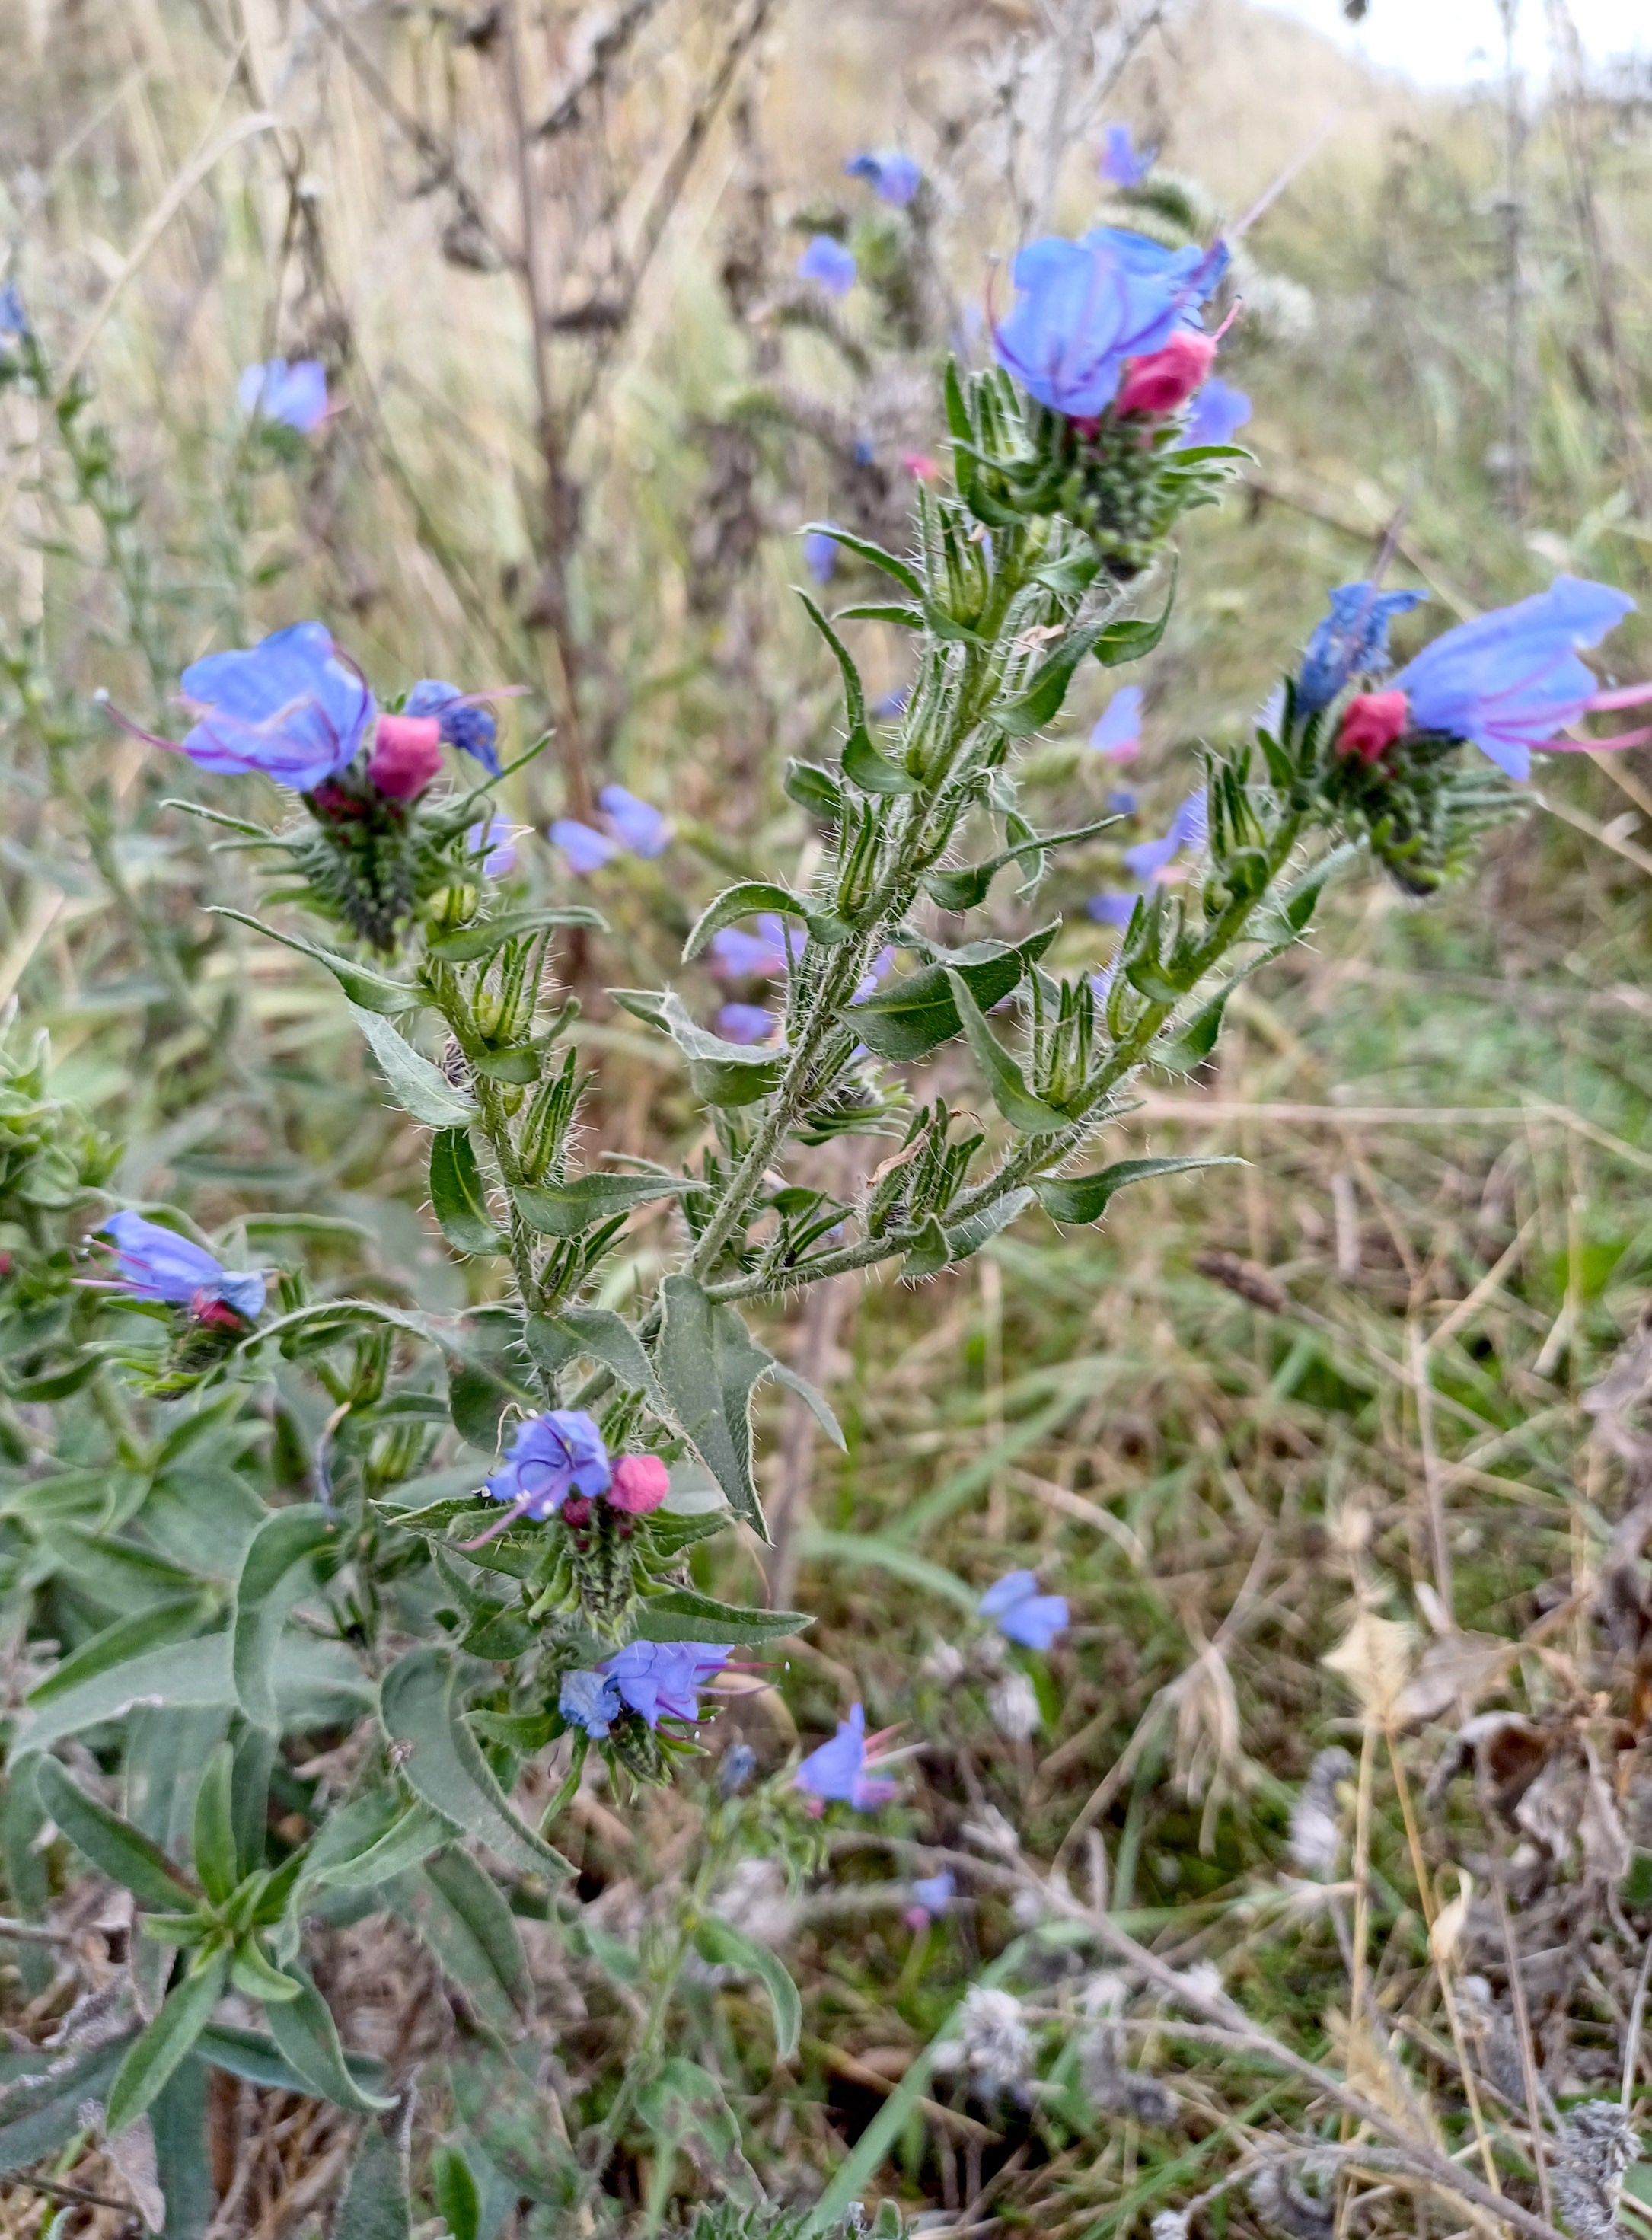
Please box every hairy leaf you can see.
[32,1757,196,1908]
[851,924,1058,1061]
[631,1585,808,1645]
[513,1171,703,1240]
[378,1646,570,1880]
[429,1130,503,1254]
[426,905,604,963]
[1035,1154,1246,1226]
[348,1006,477,1128]
[206,909,422,1014]
[261,1966,397,2114]
[107,1949,229,2135]
[692,1916,802,2058]
[334,2115,412,2240]
[232,1505,336,1732]
[682,881,852,962]
[946,971,1072,1134]
[611,988,784,1106]
[655,1275,774,1534]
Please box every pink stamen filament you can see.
[458,1490,539,1550]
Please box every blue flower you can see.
[560,1668,623,1739]
[601,1641,730,1728]
[1392,575,1639,782]
[598,783,671,858]
[96,1211,265,1323]
[798,235,857,298]
[844,149,922,205]
[1099,123,1155,188]
[993,227,1220,420]
[178,622,373,790]
[710,914,801,981]
[237,359,330,436]
[1107,789,1137,815]
[1089,686,1143,761]
[872,684,911,720]
[716,1002,778,1045]
[1122,789,1207,880]
[1178,375,1252,450]
[483,1410,611,1521]
[907,1871,955,1922]
[794,1704,899,1811]
[550,818,618,873]
[404,679,501,776]
[1297,584,1428,714]
[1086,891,1139,927]
[802,528,840,585]
[719,1743,757,1797]
[468,817,518,879]
[0,282,29,344]
[979,1569,1068,1651]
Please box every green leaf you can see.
[946,1185,1035,1263]
[635,2057,759,2200]
[682,882,852,962]
[769,1361,845,1450]
[0,2040,132,2175]
[631,1586,808,1645]
[850,922,1058,1062]
[1272,841,1358,936]
[692,1916,802,2058]
[232,1505,336,1733]
[783,759,844,819]
[24,1596,209,1708]
[107,1948,229,2135]
[794,1528,980,1612]
[260,1964,397,2114]
[611,988,784,1107]
[1093,561,1178,667]
[13,1633,372,1758]
[991,619,1111,737]
[525,1305,668,1417]
[655,1275,774,1535]
[512,1171,703,1240]
[425,905,604,963]
[1035,1154,1246,1226]
[378,1646,570,1880]
[921,812,1119,911]
[196,2021,389,2102]
[900,1212,950,1281]
[833,601,923,628]
[305,1798,451,1897]
[192,1743,238,1907]
[800,521,925,599]
[433,2146,482,2240]
[347,1005,477,1128]
[429,1131,504,1255]
[230,1936,304,2004]
[799,592,869,733]
[206,909,422,1014]
[414,1847,528,2013]
[842,724,921,796]
[945,969,1072,1134]
[32,1757,196,1909]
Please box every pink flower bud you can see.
[368,713,443,801]
[561,1493,594,1528]
[901,450,941,482]
[1115,331,1218,418]
[190,1291,245,1331]
[607,1453,670,1514]
[1335,688,1409,764]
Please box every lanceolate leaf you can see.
[348,1006,478,1129]
[682,882,853,962]
[851,923,1059,1061]
[309,1801,451,1895]
[333,2111,413,2240]
[783,760,844,820]
[206,909,422,1015]
[1094,560,1178,667]
[525,1305,669,1417]
[260,1965,397,2114]
[397,1849,528,2021]
[798,591,870,734]
[378,1646,570,1880]
[842,726,921,796]
[31,1757,196,1909]
[24,1595,211,1709]
[945,1186,1035,1264]
[799,521,925,600]
[0,2038,132,2174]
[13,1633,372,1759]
[429,1131,503,1255]
[768,1361,846,1449]
[426,905,604,963]
[1035,1154,1246,1226]
[512,1171,703,1240]
[655,1275,774,1536]
[990,619,1111,737]
[611,988,784,1107]
[232,1505,336,1733]
[692,1916,802,2059]
[107,1948,230,2136]
[630,1585,809,1645]
[196,2021,387,2101]
[945,971,1073,1135]
[921,813,1119,912]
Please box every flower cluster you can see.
[559,1641,732,1739]
[476,1411,670,1530]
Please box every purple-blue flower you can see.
[1107,788,1137,815]
[1099,123,1155,188]
[1123,789,1207,879]
[178,622,373,790]
[0,282,28,343]
[468,817,518,879]
[237,359,330,436]
[794,1703,898,1811]
[601,1641,730,1728]
[561,1668,623,1739]
[716,1002,779,1045]
[845,149,922,206]
[405,679,502,777]
[709,914,801,980]
[1297,584,1428,714]
[802,528,840,586]
[1089,686,1143,761]
[598,783,671,858]
[96,1211,265,1323]
[979,1569,1068,1651]
[798,235,857,298]
[872,684,911,720]
[1178,376,1252,450]
[483,1410,611,1521]
[907,1871,954,1926]
[1390,575,1640,782]
[852,946,895,1004]
[993,227,1220,420]
[1086,891,1140,927]
[550,818,617,874]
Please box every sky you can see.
[1257,0,1650,88]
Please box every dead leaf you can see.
[1323,1610,1417,1724]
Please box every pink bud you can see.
[190,1291,244,1331]
[368,713,443,801]
[901,450,941,482]
[1335,688,1409,764]
[561,1494,593,1528]
[1115,331,1219,418]
[607,1453,670,1514]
